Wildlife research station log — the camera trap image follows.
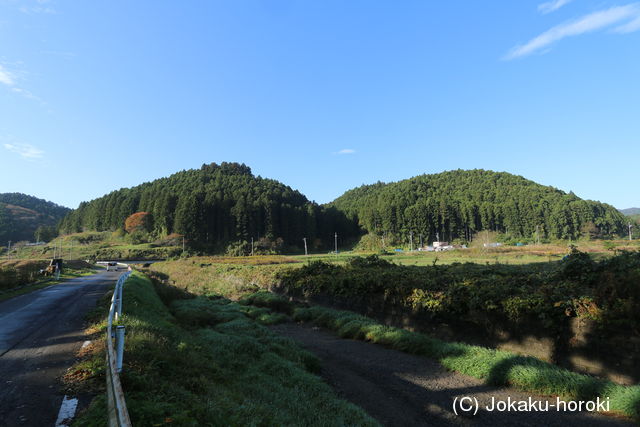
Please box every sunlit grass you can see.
[70,272,378,426]
[286,303,640,420]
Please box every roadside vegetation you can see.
[68,272,378,426]
[277,250,640,335]
[148,248,640,338]
[0,259,96,301]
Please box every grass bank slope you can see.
[243,291,640,421]
[70,272,377,426]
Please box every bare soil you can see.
[271,323,631,427]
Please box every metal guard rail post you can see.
[106,271,132,427]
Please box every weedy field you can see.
[6,231,182,261]
[141,248,640,420]
[147,247,640,337]
[5,229,639,265]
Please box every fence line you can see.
[106,271,132,427]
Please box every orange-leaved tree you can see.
[124,211,153,234]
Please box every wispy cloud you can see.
[336,148,356,155]
[538,0,573,14]
[0,65,15,86]
[3,143,45,160]
[0,63,45,104]
[505,3,640,60]
[19,0,57,15]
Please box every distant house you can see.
[483,242,503,248]
[433,241,454,252]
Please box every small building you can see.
[483,242,503,248]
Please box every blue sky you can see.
[1,0,638,209]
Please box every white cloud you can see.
[614,13,640,32]
[505,4,640,60]
[0,65,15,86]
[19,2,57,14]
[336,149,356,155]
[538,0,573,14]
[3,143,44,160]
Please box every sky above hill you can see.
[1,0,638,209]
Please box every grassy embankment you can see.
[67,272,378,426]
[148,249,640,338]
[146,252,640,420]
[243,291,640,420]
[0,259,97,302]
[9,231,181,261]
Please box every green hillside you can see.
[0,193,70,245]
[621,208,640,216]
[330,169,626,241]
[59,162,356,252]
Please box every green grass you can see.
[70,272,378,426]
[291,305,640,419]
[239,290,296,314]
[239,291,640,420]
[10,230,182,261]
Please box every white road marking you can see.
[81,340,91,349]
[54,395,78,427]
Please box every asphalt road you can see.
[0,270,121,427]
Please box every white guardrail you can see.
[106,270,132,427]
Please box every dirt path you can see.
[271,323,631,427]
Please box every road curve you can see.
[0,270,121,427]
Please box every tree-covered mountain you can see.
[59,162,356,251]
[330,169,626,241]
[0,193,70,245]
[620,208,640,216]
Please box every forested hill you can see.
[0,193,70,245]
[330,170,626,241]
[58,162,356,251]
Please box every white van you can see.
[106,262,118,271]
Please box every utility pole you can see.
[419,234,423,249]
[409,231,413,252]
[334,232,338,255]
[303,237,308,256]
[182,236,185,254]
[629,223,633,241]
[7,241,11,259]
[251,237,254,256]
